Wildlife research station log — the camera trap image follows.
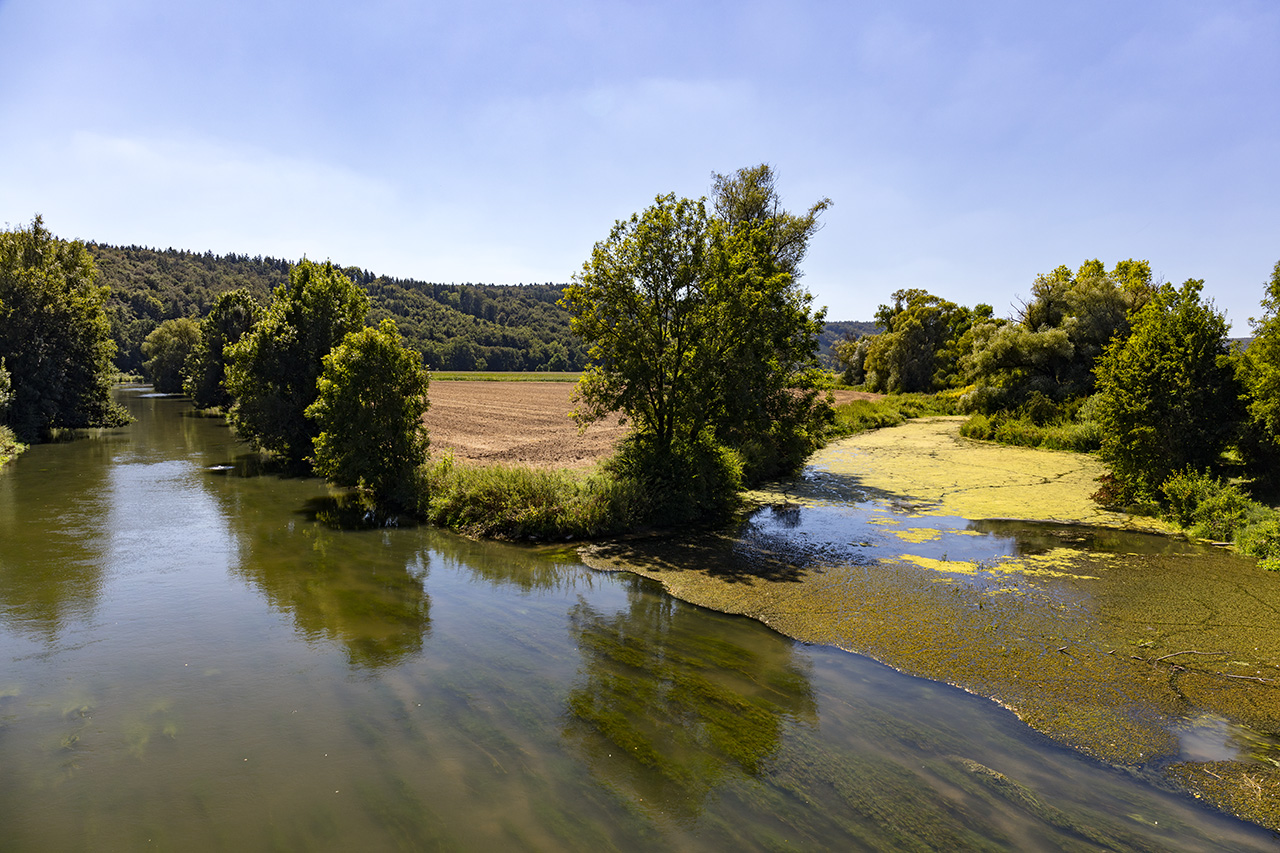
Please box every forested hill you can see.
[88,243,860,373]
[88,244,586,373]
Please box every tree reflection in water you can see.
[563,574,816,818]
[227,495,432,669]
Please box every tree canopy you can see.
[962,259,1152,412]
[563,166,831,495]
[226,260,369,464]
[307,319,430,510]
[142,317,201,394]
[1094,279,1241,504]
[0,216,128,440]
[184,288,262,409]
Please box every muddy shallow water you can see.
[582,418,1280,829]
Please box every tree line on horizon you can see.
[88,243,589,375]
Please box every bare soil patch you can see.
[424,380,626,470]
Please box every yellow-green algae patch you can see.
[748,416,1174,534]
[583,417,1280,830]
[894,550,1101,581]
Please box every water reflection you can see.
[0,429,116,642]
[221,500,433,669]
[563,575,816,818]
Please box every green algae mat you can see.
[582,417,1280,829]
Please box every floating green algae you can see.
[583,417,1280,830]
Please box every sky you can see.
[1,0,1276,329]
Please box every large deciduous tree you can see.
[184,288,261,409]
[1094,279,1241,504]
[562,168,831,500]
[1237,260,1280,495]
[142,317,201,394]
[962,259,1152,412]
[307,319,430,510]
[226,259,369,464]
[0,216,128,440]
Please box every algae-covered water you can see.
[585,417,1280,831]
[1,394,1276,850]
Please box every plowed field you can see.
[423,380,626,470]
[423,381,880,470]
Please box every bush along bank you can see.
[1152,469,1280,570]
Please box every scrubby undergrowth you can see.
[0,425,24,466]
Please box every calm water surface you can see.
[0,388,1276,851]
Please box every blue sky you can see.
[1,0,1276,329]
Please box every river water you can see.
[0,387,1275,851]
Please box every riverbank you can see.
[0,425,23,467]
[581,417,1280,830]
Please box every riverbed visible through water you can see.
[0,389,1275,850]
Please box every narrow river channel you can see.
[0,387,1275,850]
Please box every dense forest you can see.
[88,243,858,374]
[88,244,589,373]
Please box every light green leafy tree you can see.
[226,259,369,464]
[307,319,430,510]
[142,317,201,393]
[1094,279,1242,504]
[0,216,128,440]
[563,176,830,490]
[1236,260,1280,493]
[564,193,716,461]
[862,290,983,393]
[963,259,1152,412]
[184,288,261,409]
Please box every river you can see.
[0,387,1274,850]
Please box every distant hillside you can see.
[88,242,862,375]
[88,244,585,373]
[817,320,878,366]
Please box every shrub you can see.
[423,454,644,540]
[604,433,744,527]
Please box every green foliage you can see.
[819,320,877,370]
[184,288,261,409]
[0,424,22,466]
[90,244,287,374]
[141,317,201,393]
[959,394,1102,452]
[91,243,588,374]
[604,433,745,526]
[1236,516,1280,572]
[226,260,369,464]
[423,454,644,540]
[307,320,430,510]
[962,259,1151,413]
[1237,260,1280,494]
[1094,280,1242,504]
[862,290,983,393]
[0,216,129,441]
[563,169,830,492]
[1155,469,1280,570]
[828,393,957,437]
[0,357,11,417]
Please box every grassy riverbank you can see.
[0,426,24,467]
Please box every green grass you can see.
[421,454,643,540]
[827,393,957,439]
[959,412,1102,452]
[0,425,25,466]
[430,371,582,382]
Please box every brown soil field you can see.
[423,382,881,470]
[424,380,626,470]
